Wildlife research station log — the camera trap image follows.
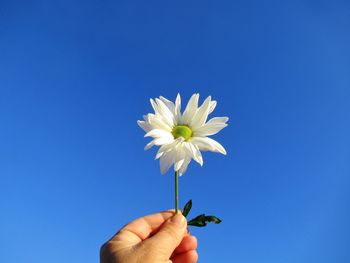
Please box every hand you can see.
[100,211,198,263]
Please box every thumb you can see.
[143,213,187,259]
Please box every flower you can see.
[138,93,228,176]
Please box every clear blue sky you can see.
[1,1,350,262]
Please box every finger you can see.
[142,213,187,260]
[172,235,198,256]
[112,210,175,244]
[171,250,198,263]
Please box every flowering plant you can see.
[138,93,228,227]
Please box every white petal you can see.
[145,129,172,138]
[144,141,155,150]
[209,100,217,114]
[153,136,174,146]
[150,99,160,115]
[145,136,174,150]
[182,93,199,125]
[189,137,212,151]
[207,138,227,155]
[193,122,227,137]
[206,117,229,125]
[147,115,172,131]
[156,98,174,118]
[160,151,175,174]
[155,137,184,159]
[174,158,185,171]
[178,157,191,176]
[155,98,175,127]
[185,142,203,166]
[159,96,175,116]
[137,120,151,132]
[190,96,211,129]
[175,93,182,124]
[155,144,170,159]
[193,144,203,166]
[190,137,227,155]
[173,142,188,171]
[155,147,166,159]
[146,137,174,150]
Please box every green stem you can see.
[175,171,179,214]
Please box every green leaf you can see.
[182,199,192,218]
[187,214,222,227]
[204,215,222,224]
[188,214,207,227]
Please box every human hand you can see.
[100,211,198,263]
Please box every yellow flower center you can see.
[172,125,193,141]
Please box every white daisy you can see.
[138,93,228,176]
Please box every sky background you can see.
[1,0,350,262]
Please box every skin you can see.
[100,211,198,263]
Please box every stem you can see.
[175,171,179,214]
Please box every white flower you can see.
[138,93,228,176]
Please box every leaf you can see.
[204,215,222,224]
[188,214,207,227]
[187,214,222,227]
[182,199,192,218]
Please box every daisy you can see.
[137,93,228,176]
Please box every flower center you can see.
[172,125,193,141]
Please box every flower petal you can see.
[144,129,172,139]
[137,120,151,132]
[160,151,175,174]
[190,96,211,129]
[182,93,199,125]
[153,136,174,146]
[173,140,188,171]
[144,141,155,150]
[147,115,172,131]
[175,93,182,124]
[190,137,227,155]
[150,99,160,115]
[209,100,217,114]
[193,122,227,137]
[155,137,184,159]
[155,98,175,127]
[174,158,185,171]
[184,142,203,166]
[159,96,175,116]
[178,157,191,176]
[206,117,229,124]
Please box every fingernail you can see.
[170,214,186,227]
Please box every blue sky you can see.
[1,0,350,262]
